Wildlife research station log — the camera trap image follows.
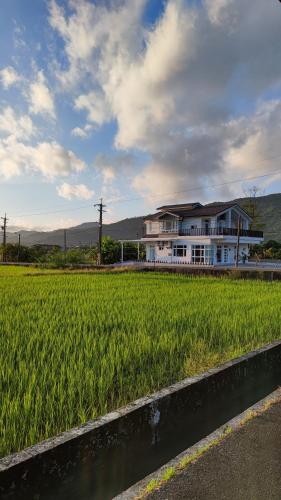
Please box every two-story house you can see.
[142,202,263,265]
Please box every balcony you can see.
[143,227,263,238]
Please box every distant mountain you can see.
[233,193,281,241]
[6,217,145,247]
[5,193,281,246]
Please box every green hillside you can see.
[6,193,281,246]
[235,193,281,241]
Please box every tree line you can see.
[0,237,145,266]
[251,240,281,261]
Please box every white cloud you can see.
[48,0,145,88]
[49,0,281,203]
[204,0,236,26]
[94,153,137,184]
[101,165,115,184]
[71,123,93,138]
[28,71,55,118]
[0,107,36,140]
[57,182,94,200]
[9,218,81,231]
[224,101,281,179]
[0,136,86,180]
[74,91,111,126]
[0,66,21,89]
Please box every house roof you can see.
[156,202,202,211]
[144,203,252,221]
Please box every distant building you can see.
[142,202,263,265]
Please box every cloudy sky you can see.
[1,0,281,230]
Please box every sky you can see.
[1,0,281,230]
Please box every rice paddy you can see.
[0,266,281,458]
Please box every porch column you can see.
[137,242,140,261]
[228,209,232,228]
[121,241,124,263]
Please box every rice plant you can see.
[0,267,280,457]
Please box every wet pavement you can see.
[148,401,281,500]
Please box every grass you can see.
[0,266,281,457]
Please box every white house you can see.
[142,202,263,265]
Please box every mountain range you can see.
[5,193,281,247]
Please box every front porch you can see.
[144,241,250,266]
[119,237,251,266]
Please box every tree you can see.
[101,237,121,264]
[243,185,265,230]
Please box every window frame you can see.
[192,245,213,264]
[173,244,187,257]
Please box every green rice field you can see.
[0,266,281,457]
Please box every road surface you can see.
[148,400,281,500]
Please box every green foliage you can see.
[0,243,62,263]
[90,237,145,264]
[46,248,88,267]
[238,192,281,241]
[1,270,281,457]
[0,237,138,266]
[251,240,281,260]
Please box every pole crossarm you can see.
[94,198,106,265]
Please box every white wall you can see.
[145,241,250,264]
[145,239,212,263]
[145,221,159,234]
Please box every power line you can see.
[9,203,93,219]
[108,166,281,206]
[7,165,281,221]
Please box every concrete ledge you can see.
[118,387,281,499]
[1,340,281,499]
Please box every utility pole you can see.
[64,229,67,253]
[17,233,21,262]
[94,198,106,265]
[1,214,8,263]
[136,232,140,261]
[235,216,241,268]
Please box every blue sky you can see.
[1,0,281,230]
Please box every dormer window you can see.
[160,220,179,232]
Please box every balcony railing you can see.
[143,227,263,238]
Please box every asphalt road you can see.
[148,401,281,500]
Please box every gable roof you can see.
[157,202,202,211]
[144,203,252,221]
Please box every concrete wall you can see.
[1,341,281,500]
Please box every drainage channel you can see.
[1,341,281,500]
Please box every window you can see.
[160,220,179,232]
[173,245,187,257]
[205,246,214,264]
[192,245,214,264]
[224,246,228,263]
[216,245,222,263]
[192,245,205,263]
